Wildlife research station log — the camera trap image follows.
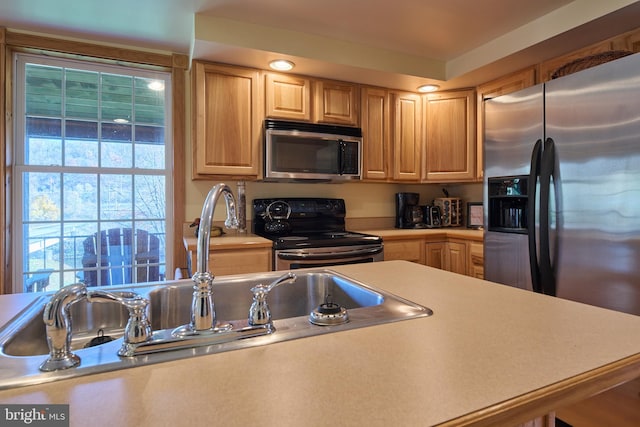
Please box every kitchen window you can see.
[12,53,172,292]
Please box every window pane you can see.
[102,142,132,168]
[137,220,165,264]
[23,222,60,292]
[102,122,132,168]
[101,175,132,220]
[26,118,62,165]
[65,69,99,120]
[102,74,132,122]
[64,222,97,270]
[25,64,62,117]
[135,175,165,219]
[65,120,99,166]
[25,172,61,222]
[63,174,97,220]
[135,77,165,125]
[135,143,165,169]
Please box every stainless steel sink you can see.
[0,269,432,389]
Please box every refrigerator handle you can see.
[539,137,557,296]
[527,139,543,293]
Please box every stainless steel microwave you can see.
[263,119,363,182]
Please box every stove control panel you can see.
[253,198,346,219]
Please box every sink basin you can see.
[148,270,385,330]
[0,269,432,389]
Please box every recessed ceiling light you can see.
[417,84,440,93]
[113,118,129,124]
[269,60,295,71]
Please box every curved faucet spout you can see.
[177,183,239,335]
[195,183,239,276]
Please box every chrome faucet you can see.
[174,183,239,336]
[40,284,151,372]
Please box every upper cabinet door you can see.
[192,61,262,178]
[423,89,476,182]
[313,80,359,126]
[264,73,312,121]
[361,86,390,181]
[391,91,422,182]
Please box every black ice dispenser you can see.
[487,176,528,233]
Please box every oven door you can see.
[274,244,383,270]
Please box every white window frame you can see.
[12,52,174,293]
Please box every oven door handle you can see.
[277,246,384,260]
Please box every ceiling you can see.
[1,0,640,91]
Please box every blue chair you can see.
[81,228,160,286]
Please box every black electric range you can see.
[252,198,384,269]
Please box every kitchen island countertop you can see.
[0,261,639,426]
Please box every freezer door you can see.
[483,85,543,288]
[484,84,544,179]
[545,53,640,315]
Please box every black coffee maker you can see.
[395,192,424,229]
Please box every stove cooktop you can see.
[267,231,382,250]
[252,198,382,250]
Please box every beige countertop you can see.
[183,227,484,252]
[1,261,639,426]
[357,227,484,241]
[183,231,272,252]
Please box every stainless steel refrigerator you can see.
[483,52,640,316]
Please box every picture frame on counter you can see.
[467,202,483,229]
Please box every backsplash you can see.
[185,180,482,224]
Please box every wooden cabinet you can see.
[446,240,468,275]
[185,245,271,277]
[424,241,446,269]
[538,41,613,83]
[425,240,467,275]
[467,241,484,279]
[539,27,640,84]
[611,26,640,53]
[422,89,476,182]
[360,86,391,180]
[391,91,422,182]
[264,73,312,121]
[313,80,359,125]
[384,239,424,264]
[264,73,358,126]
[192,61,262,178]
[208,248,272,276]
[476,67,536,181]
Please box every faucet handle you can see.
[248,272,297,326]
[87,290,152,350]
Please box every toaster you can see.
[422,205,442,228]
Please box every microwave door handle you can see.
[338,139,345,175]
[278,246,383,260]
